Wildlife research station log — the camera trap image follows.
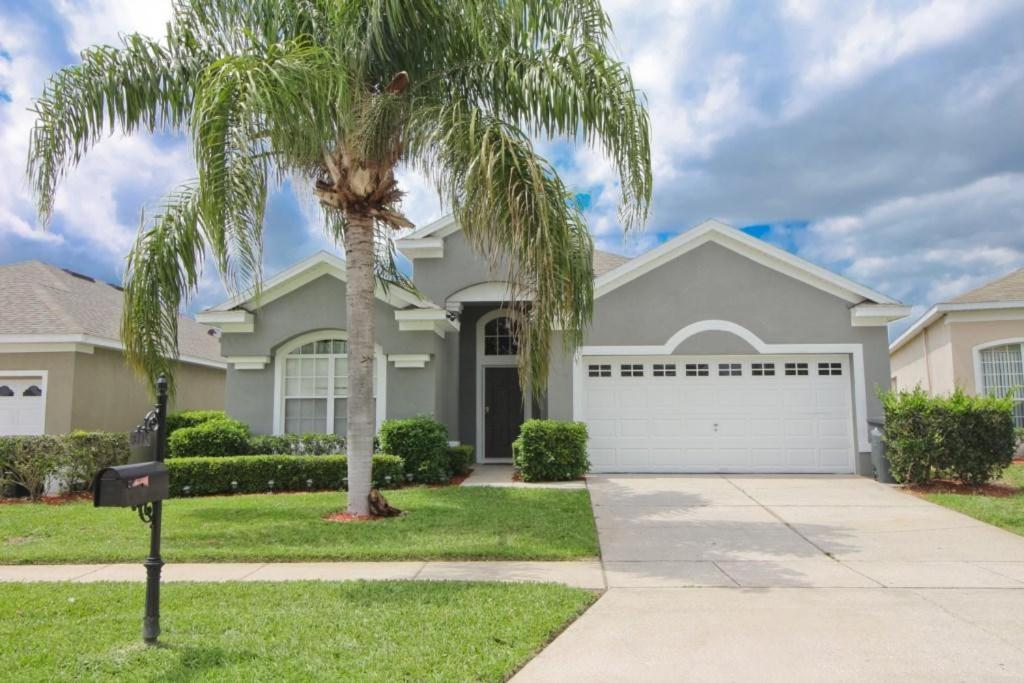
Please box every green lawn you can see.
[0,487,598,564]
[923,463,1024,536]
[0,581,595,681]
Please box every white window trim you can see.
[972,337,1024,400]
[272,330,386,435]
[475,309,532,463]
[0,370,48,435]
[572,319,869,454]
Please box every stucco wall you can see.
[951,319,1024,394]
[548,241,892,466]
[889,317,1024,396]
[890,321,953,394]
[412,231,509,304]
[0,348,223,434]
[0,351,76,434]
[219,274,444,434]
[70,347,224,432]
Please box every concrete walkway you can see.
[515,474,1024,682]
[0,560,604,588]
[461,464,586,489]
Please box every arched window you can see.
[280,335,376,435]
[22,385,42,397]
[0,386,13,397]
[484,316,519,356]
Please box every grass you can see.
[0,487,598,564]
[0,580,596,681]
[923,463,1024,536]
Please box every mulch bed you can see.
[0,492,91,505]
[322,511,388,523]
[904,480,1022,498]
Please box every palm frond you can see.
[120,186,206,391]
[407,101,595,390]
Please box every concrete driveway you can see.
[515,475,1024,682]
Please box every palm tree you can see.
[27,0,651,515]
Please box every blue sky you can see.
[2,1,1023,338]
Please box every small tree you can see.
[27,0,651,514]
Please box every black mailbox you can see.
[93,462,169,508]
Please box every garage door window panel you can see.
[718,363,742,377]
[0,386,12,397]
[620,364,644,377]
[653,363,677,377]
[752,362,775,376]
[685,363,709,377]
[785,362,809,376]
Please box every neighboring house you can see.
[0,261,226,436]
[890,267,1024,426]
[200,217,909,475]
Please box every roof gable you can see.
[949,267,1024,304]
[202,251,439,314]
[0,260,223,365]
[595,219,901,305]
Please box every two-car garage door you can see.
[582,355,855,473]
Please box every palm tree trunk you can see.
[343,212,376,516]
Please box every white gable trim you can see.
[395,214,463,260]
[594,219,900,305]
[0,334,225,369]
[203,251,438,315]
[889,300,1024,353]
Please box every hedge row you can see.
[167,454,404,496]
[881,387,1016,485]
[0,431,129,500]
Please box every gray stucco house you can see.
[198,217,910,475]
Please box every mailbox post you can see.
[93,375,169,644]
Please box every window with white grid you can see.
[653,363,677,377]
[282,338,374,435]
[980,344,1024,427]
[751,362,775,376]
[620,363,644,377]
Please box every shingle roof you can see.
[948,267,1024,304]
[593,249,630,276]
[0,260,223,363]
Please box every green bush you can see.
[247,433,346,455]
[881,387,1015,485]
[168,419,250,458]
[447,445,475,476]
[0,436,69,500]
[378,416,449,483]
[166,454,404,496]
[512,420,589,482]
[165,410,228,435]
[64,431,129,489]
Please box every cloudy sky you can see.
[1,0,1023,337]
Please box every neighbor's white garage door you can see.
[582,356,855,473]
[0,377,46,436]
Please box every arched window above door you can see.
[483,316,519,356]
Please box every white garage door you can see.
[582,355,855,473]
[0,377,46,436]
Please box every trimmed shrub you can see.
[165,410,228,435]
[881,387,1015,485]
[166,454,404,496]
[880,388,940,485]
[64,431,130,489]
[378,416,449,483]
[512,420,589,482]
[447,445,475,476]
[247,433,346,455]
[168,419,250,458]
[943,390,1016,485]
[0,435,69,500]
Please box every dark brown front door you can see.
[484,366,524,460]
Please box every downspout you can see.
[922,324,933,392]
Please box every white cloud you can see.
[798,173,1024,334]
[53,0,173,53]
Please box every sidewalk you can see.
[461,464,587,489]
[0,560,605,589]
